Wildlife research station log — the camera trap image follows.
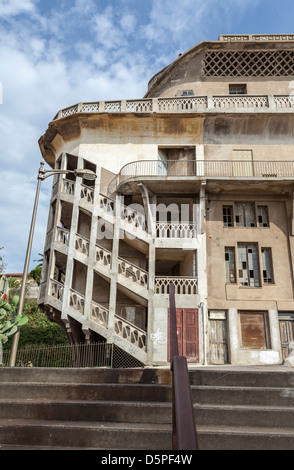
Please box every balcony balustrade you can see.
[155,277,198,295]
[49,279,64,301]
[90,300,109,328]
[53,94,294,121]
[69,289,85,314]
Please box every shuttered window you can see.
[239,311,270,349]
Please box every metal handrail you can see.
[169,282,198,450]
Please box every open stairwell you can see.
[1,366,294,450]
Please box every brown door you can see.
[168,308,199,362]
[279,317,294,360]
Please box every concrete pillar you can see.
[228,308,239,365]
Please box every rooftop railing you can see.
[52,94,294,121]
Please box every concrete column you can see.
[227,308,239,365]
[268,308,282,362]
[146,195,157,365]
[107,194,120,332]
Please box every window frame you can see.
[261,247,274,284]
[222,202,270,228]
[225,247,236,284]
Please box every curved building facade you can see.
[38,35,294,366]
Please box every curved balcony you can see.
[52,94,294,121]
[109,159,294,193]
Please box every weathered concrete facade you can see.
[38,34,294,366]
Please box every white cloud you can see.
[0,0,37,17]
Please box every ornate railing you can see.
[99,194,115,216]
[69,289,85,314]
[118,257,148,288]
[155,277,198,295]
[219,34,294,42]
[90,301,109,328]
[53,94,294,121]
[114,314,147,351]
[62,178,75,195]
[75,233,90,256]
[49,279,64,301]
[95,243,112,268]
[80,183,94,204]
[156,222,197,239]
[213,95,268,109]
[56,226,70,245]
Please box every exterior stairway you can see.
[1,366,294,450]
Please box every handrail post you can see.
[169,282,198,450]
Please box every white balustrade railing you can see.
[69,289,85,314]
[156,222,197,238]
[99,194,115,217]
[49,279,64,301]
[117,257,148,288]
[56,226,70,245]
[114,314,147,351]
[155,277,198,295]
[119,203,148,232]
[53,95,294,121]
[75,233,89,256]
[213,95,268,109]
[62,178,75,196]
[80,183,94,204]
[90,301,109,328]
[95,244,112,268]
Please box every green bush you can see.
[3,300,69,351]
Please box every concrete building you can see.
[38,34,294,367]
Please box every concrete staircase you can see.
[1,366,294,450]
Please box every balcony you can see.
[110,159,294,192]
[52,94,294,121]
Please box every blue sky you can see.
[1,0,294,274]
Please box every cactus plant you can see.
[0,296,28,345]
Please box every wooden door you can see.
[209,319,228,364]
[168,308,199,362]
[279,318,294,360]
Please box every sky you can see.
[1,0,294,274]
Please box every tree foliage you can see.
[3,300,69,350]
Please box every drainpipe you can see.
[199,302,207,365]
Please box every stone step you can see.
[0,399,172,424]
[196,425,294,451]
[0,367,171,385]
[0,419,171,450]
[0,382,172,402]
[189,367,294,388]
[191,385,294,406]
[194,403,294,428]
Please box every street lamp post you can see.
[9,161,96,366]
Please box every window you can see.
[225,247,236,283]
[229,84,247,95]
[223,206,233,227]
[182,90,194,96]
[261,248,274,284]
[257,206,269,227]
[235,203,256,227]
[239,311,270,349]
[238,243,260,287]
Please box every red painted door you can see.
[168,308,199,362]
